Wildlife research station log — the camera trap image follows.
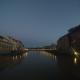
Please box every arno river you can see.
[0,51,80,80]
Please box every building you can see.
[0,36,24,54]
[57,25,80,55]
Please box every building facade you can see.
[57,25,80,55]
[0,36,24,54]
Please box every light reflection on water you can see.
[74,57,77,64]
[40,51,57,60]
[73,56,80,65]
[12,52,28,61]
[0,52,28,72]
[0,51,80,80]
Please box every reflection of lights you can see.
[12,56,18,60]
[41,51,57,61]
[16,56,17,59]
[22,52,28,57]
[74,57,77,64]
[25,52,28,56]
[20,55,21,59]
[55,56,56,59]
[53,55,57,61]
[54,56,56,60]
[41,51,49,56]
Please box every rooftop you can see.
[68,25,80,33]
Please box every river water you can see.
[0,51,80,80]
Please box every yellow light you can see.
[72,48,79,56]
[74,51,78,56]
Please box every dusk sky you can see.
[0,0,80,47]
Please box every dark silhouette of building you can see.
[57,25,80,55]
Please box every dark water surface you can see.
[0,51,80,80]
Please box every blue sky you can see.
[0,0,80,47]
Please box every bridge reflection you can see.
[39,51,57,61]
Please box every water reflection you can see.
[12,52,28,61]
[40,51,57,60]
[0,52,28,71]
[39,51,57,65]
[30,51,80,79]
[73,56,80,65]
[40,51,80,65]
[0,51,80,80]
[74,57,77,64]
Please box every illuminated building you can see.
[0,36,24,54]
